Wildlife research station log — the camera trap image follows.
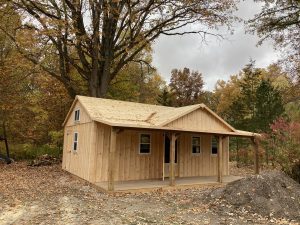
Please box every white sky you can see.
[152,1,279,90]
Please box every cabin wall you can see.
[166,108,232,132]
[95,128,165,182]
[62,100,97,182]
[94,127,229,182]
[178,134,229,177]
[94,123,112,183]
[65,101,92,127]
[62,122,97,182]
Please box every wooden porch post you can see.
[169,133,176,186]
[251,137,260,174]
[108,127,117,191]
[217,136,223,183]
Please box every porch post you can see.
[169,133,176,186]
[251,137,260,174]
[217,136,223,183]
[108,127,117,191]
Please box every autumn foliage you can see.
[262,118,300,182]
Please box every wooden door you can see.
[64,129,72,170]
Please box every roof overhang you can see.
[94,119,258,138]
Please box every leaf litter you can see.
[0,162,299,225]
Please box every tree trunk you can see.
[236,138,240,167]
[99,70,110,97]
[266,148,269,166]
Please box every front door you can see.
[164,134,179,177]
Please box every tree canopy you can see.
[1,0,238,97]
[248,0,300,76]
[169,67,204,106]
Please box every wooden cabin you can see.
[62,96,259,192]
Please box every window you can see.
[139,134,151,154]
[192,136,201,154]
[211,136,218,155]
[74,109,80,122]
[73,132,78,151]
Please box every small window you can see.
[211,136,218,155]
[139,134,151,154]
[74,109,80,122]
[192,136,201,154]
[73,132,78,151]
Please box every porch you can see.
[95,175,243,192]
[105,128,260,192]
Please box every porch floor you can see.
[95,175,243,192]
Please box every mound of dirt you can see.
[206,171,300,221]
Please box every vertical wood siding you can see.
[166,109,232,132]
[62,122,96,182]
[95,128,165,182]
[62,100,96,182]
[93,126,229,182]
[178,134,229,177]
[65,101,92,127]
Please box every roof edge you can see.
[100,121,256,137]
[62,95,94,127]
[160,103,236,132]
[200,104,236,132]
[62,96,78,126]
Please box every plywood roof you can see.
[63,95,256,137]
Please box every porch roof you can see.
[64,95,258,138]
[99,122,258,137]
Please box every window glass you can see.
[212,136,218,155]
[73,132,78,151]
[75,109,80,121]
[140,134,151,154]
[192,136,201,154]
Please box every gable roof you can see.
[63,95,256,137]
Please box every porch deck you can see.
[95,175,243,192]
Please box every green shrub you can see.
[2,143,62,160]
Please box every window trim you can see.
[139,133,151,155]
[211,136,218,156]
[74,109,80,122]
[191,136,201,155]
[73,132,78,152]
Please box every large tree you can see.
[248,0,300,75]
[1,0,238,97]
[239,61,262,128]
[255,79,284,132]
[107,55,165,104]
[169,67,204,106]
[0,4,71,145]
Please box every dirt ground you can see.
[0,162,299,225]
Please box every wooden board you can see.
[95,129,164,182]
[62,122,96,181]
[178,134,229,177]
[65,101,92,127]
[166,108,232,132]
[93,127,229,182]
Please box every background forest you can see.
[0,1,299,181]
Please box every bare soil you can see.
[206,171,300,221]
[0,162,299,225]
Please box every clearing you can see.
[0,162,299,225]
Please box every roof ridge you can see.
[77,95,175,109]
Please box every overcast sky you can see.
[152,1,279,91]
